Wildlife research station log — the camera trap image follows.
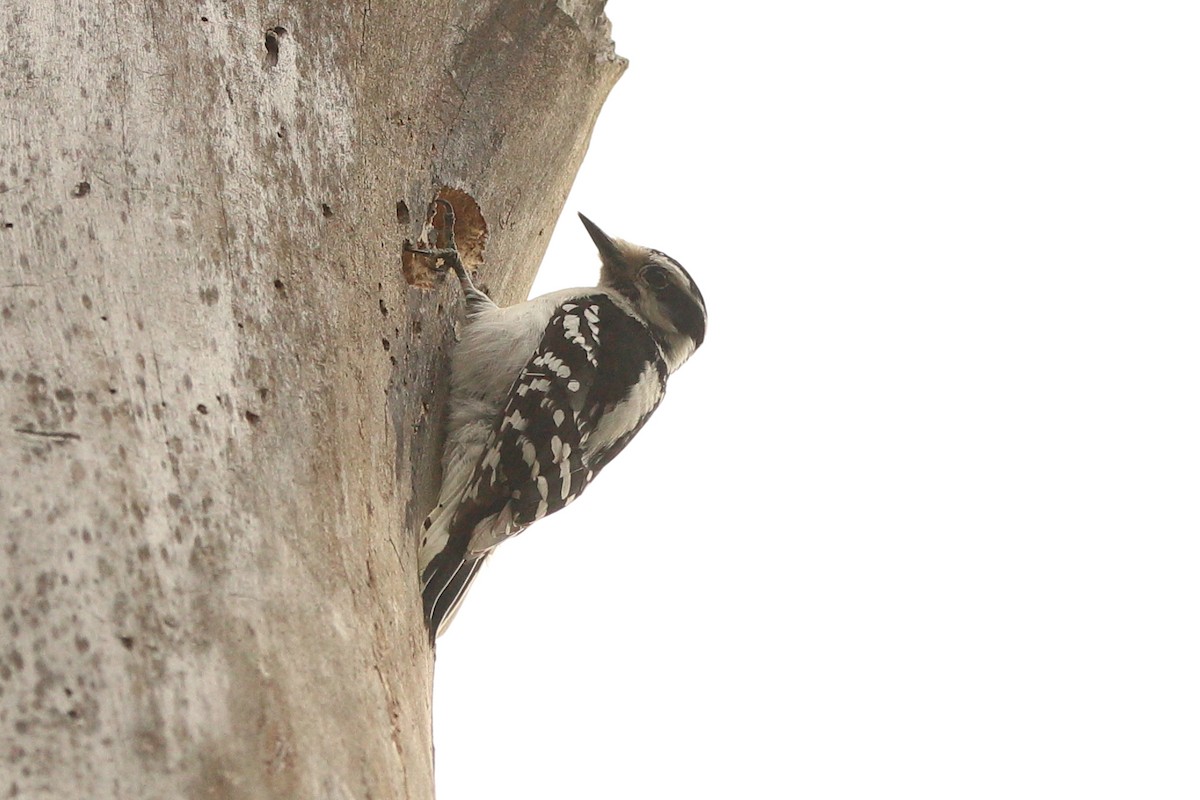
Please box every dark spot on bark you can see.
[411,318,422,335]
[396,200,410,226]
[382,338,390,351]
[118,636,134,650]
[379,298,388,317]
[81,294,92,309]
[196,403,208,415]
[100,315,108,322]
[244,410,260,425]
[201,15,208,21]
[321,203,333,218]
[72,181,90,198]
[273,278,286,297]
[257,387,269,401]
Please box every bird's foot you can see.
[403,199,466,279]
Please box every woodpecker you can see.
[406,202,706,639]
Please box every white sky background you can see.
[433,2,1200,797]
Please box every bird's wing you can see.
[459,293,668,555]
[421,295,667,637]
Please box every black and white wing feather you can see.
[422,294,668,636]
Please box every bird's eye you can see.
[642,265,670,290]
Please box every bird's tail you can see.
[422,552,487,641]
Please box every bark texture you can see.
[0,1,624,797]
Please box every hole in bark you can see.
[118,635,134,650]
[244,410,261,425]
[273,278,286,295]
[382,337,390,351]
[196,404,208,415]
[264,28,283,66]
[395,200,410,226]
[321,203,333,218]
[400,188,487,288]
[379,299,388,317]
[3,223,12,229]
[72,181,91,198]
[433,187,486,262]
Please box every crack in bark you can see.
[14,427,81,441]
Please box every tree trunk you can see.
[0,2,623,797]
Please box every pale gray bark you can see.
[0,2,623,797]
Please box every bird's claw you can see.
[404,199,465,277]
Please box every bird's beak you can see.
[578,213,627,270]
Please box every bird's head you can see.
[579,213,707,373]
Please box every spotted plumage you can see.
[408,207,706,640]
